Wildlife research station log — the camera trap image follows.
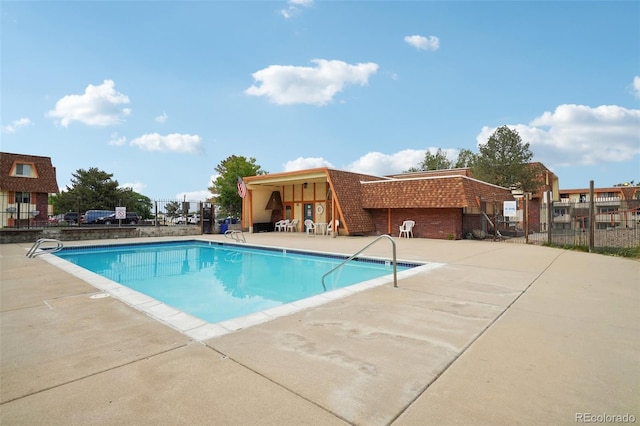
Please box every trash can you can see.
[220,223,228,234]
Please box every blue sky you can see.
[2,0,639,201]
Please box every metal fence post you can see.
[589,180,595,252]
[547,191,552,245]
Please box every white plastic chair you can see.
[304,219,316,235]
[275,219,289,232]
[399,220,415,238]
[326,219,339,236]
[286,218,299,232]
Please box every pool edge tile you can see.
[44,242,443,343]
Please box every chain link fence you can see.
[3,192,638,249]
[495,198,640,249]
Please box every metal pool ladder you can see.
[26,238,64,258]
[321,234,397,291]
[224,229,246,243]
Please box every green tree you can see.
[50,167,152,218]
[614,180,638,187]
[164,201,181,219]
[453,148,476,168]
[117,188,153,219]
[419,148,452,170]
[405,148,476,173]
[208,155,266,218]
[471,126,540,191]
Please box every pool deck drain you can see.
[1,233,638,425]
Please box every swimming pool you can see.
[48,240,436,340]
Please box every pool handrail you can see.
[224,229,246,243]
[321,234,397,291]
[26,238,64,258]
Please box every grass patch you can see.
[594,246,640,259]
[543,242,640,259]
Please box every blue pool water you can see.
[54,241,417,324]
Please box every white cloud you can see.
[283,157,335,171]
[345,149,427,176]
[245,59,379,106]
[1,117,32,133]
[47,80,131,127]
[284,149,456,176]
[404,35,440,51]
[632,76,640,98]
[176,190,211,202]
[476,104,640,167]
[281,0,313,19]
[119,182,147,193]
[129,133,203,153]
[155,112,168,123]
[205,174,221,198]
[108,132,127,146]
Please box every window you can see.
[599,207,616,214]
[553,208,567,217]
[15,164,32,176]
[15,192,31,203]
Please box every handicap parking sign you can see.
[115,207,127,219]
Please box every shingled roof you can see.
[386,164,557,199]
[245,167,516,236]
[0,152,59,193]
[385,168,473,179]
[360,175,513,209]
[326,169,385,234]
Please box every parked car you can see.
[83,210,115,224]
[96,212,140,225]
[172,215,187,224]
[187,214,200,225]
[63,212,80,224]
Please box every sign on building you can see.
[503,201,517,217]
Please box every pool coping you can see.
[42,238,444,341]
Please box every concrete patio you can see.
[1,233,638,425]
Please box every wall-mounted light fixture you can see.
[303,182,308,189]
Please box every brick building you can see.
[241,167,536,240]
[0,152,59,228]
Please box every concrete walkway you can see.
[1,234,638,425]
